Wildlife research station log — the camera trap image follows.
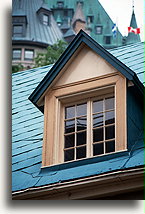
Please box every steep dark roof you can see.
[12,41,144,193]
[12,0,63,46]
[29,30,143,110]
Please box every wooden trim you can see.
[42,73,127,167]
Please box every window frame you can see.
[12,48,22,60]
[42,14,49,26]
[13,25,23,37]
[24,49,34,61]
[42,73,127,166]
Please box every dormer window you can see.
[43,14,49,25]
[87,16,94,24]
[95,26,103,35]
[13,25,23,37]
[57,1,64,8]
[105,36,111,44]
[64,95,115,162]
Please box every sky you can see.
[99,0,144,41]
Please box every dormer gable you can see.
[37,3,52,26]
[29,30,143,167]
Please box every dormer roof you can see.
[29,30,143,112]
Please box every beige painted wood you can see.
[42,72,127,167]
[116,75,127,151]
[55,45,116,87]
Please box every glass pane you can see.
[93,143,104,156]
[77,117,87,131]
[105,125,115,140]
[93,128,103,142]
[25,50,34,60]
[93,100,103,113]
[93,113,103,128]
[13,49,21,59]
[77,131,86,146]
[13,25,23,33]
[65,134,75,148]
[76,146,86,159]
[64,149,74,162]
[65,106,75,119]
[105,140,115,153]
[105,97,114,110]
[105,111,115,125]
[76,103,87,117]
[65,119,75,133]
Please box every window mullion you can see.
[87,99,91,157]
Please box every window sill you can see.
[39,150,128,175]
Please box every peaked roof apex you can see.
[29,30,143,112]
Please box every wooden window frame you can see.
[42,73,127,167]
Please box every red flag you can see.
[128,27,140,34]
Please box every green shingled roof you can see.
[12,0,63,46]
[12,41,144,194]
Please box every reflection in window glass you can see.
[77,117,87,131]
[76,103,87,117]
[92,96,115,156]
[105,111,115,125]
[64,103,87,162]
[43,14,49,25]
[65,106,75,119]
[105,97,114,110]
[12,49,21,60]
[93,100,103,113]
[65,119,75,133]
[24,50,34,61]
[93,113,103,128]
[13,25,23,37]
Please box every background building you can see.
[45,0,141,47]
[12,0,63,70]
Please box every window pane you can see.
[93,100,103,113]
[65,134,75,148]
[76,103,87,117]
[93,143,104,156]
[93,113,103,128]
[13,25,23,33]
[93,128,103,142]
[77,131,86,146]
[65,106,75,119]
[105,111,115,125]
[64,149,74,162]
[12,49,21,60]
[105,140,115,153]
[25,50,34,60]
[105,97,114,110]
[105,125,115,140]
[65,119,75,133]
[76,146,86,159]
[77,117,87,131]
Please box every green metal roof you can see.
[45,0,123,48]
[12,0,63,46]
